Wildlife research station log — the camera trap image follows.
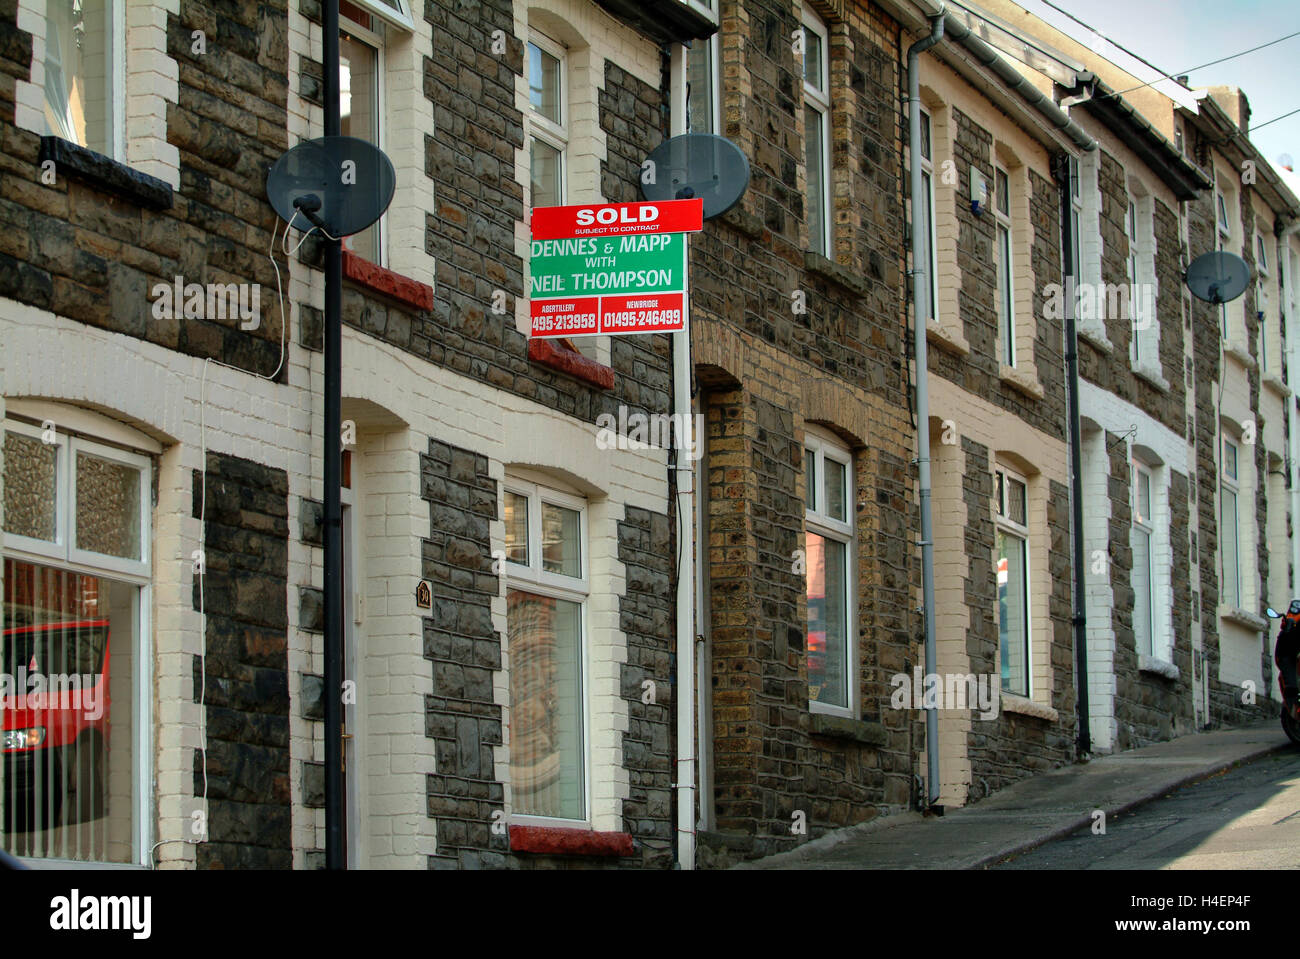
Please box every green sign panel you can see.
[529,232,686,299]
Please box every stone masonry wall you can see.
[191,451,292,869]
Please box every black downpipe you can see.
[1055,152,1091,756]
[323,0,345,869]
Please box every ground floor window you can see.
[2,416,150,864]
[995,466,1030,697]
[503,477,588,823]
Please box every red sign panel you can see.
[530,296,600,337]
[530,199,703,240]
[598,293,685,335]
[529,293,687,338]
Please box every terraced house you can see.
[2,0,1298,873]
[0,0,715,869]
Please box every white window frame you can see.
[685,35,721,135]
[502,475,590,827]
[347,0,414,31]
[1126,195,1141,364]
[1131,463,1156,658]
[994,165,1015,367]
[1220,435,1241,610]
[42,0,126,160]
[801,7,831,257]
[1256,231,1271,373]
[803,428,855,718]
[527,31,568,210]
[995,464,1031,698]
[2,412,154,868]
[339,8,388,267]
[919,107,939,324]
[3,418,151,581]
[1216,180,1234,341]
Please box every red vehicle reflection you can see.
[2,619,110,831]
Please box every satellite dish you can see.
[640,133,750,220]
[1184,251,1251,305]
[266,136,395,237]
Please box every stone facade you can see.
[691,0,917,866]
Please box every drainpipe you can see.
[1055,152,1091,756]
[907,5,945,812]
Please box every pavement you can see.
[736,723,1295,869]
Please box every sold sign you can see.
[530,199,703,240]
[528,199,702,339]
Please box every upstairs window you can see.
[919,108,939,324]
[1256,231,1271,373]
[994,166,1015,366]
[43,0,122,159]
[339,2,385,264]
[527,33,566,209]
[801,8,830,257]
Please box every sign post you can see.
[527,198,703,869]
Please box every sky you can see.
[1018,0,1300,176]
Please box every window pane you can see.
[340,30,380,263]
[1006,476,1027,526]
[806,532,848,708]
[75,451,141,561]
[922,171,936,319]
[919,111,932,162]
[804,105,826,256]
[530,137,562,208]
[1221,487,1239,608]
[997,530,1028,696]
[507,590,583,819]
[528,42,561,125]
[1132,526,1153,657]
[2,558,137,863]
[686,38,714,134]
[1223,440,1237,480]
[804,448,816,511]
[504,491,528,565]
[1135,471,1151,524]
[43,0,113,156]
[803,28,823,92]
[541,503,581,578]
[998,225,1014,364]
[3,431,58,543]
[995,168,1009,216]
[824,457,847,522]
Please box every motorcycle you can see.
[1264,602,1300,745]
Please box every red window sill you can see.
[528,338,616,390]
[508,824,634,857]
[342,251,434,312]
